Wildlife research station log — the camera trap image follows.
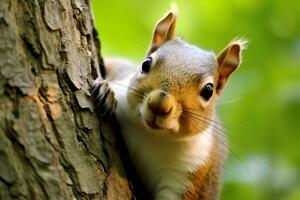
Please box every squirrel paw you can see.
[91,78,117,119]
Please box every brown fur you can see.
[183,117,228,200]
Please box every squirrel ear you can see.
[147,6,177,56]
[216,39,247,94]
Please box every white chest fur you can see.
[111,78,213,200]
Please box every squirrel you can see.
[92,7,246,200]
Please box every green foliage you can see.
[92,0,300,199]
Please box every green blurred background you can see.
[91,0,300,199]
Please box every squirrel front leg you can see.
[91,78,117,119]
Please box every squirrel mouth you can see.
[145,119,163,130]
[144,117,179,132]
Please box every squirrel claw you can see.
[91,78,117,120]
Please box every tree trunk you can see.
[0,1,134,199]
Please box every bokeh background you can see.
[91,0,300,199]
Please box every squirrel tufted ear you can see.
[216,39,247,94]
[146,5,177,56]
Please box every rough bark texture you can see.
[0,0,134,199]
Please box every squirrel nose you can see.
[148,90,173,116]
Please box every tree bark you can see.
[0,1,134,199]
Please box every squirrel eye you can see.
[141,57,152,73]
[200,83,214,101]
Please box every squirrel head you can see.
[127,8,246,138]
